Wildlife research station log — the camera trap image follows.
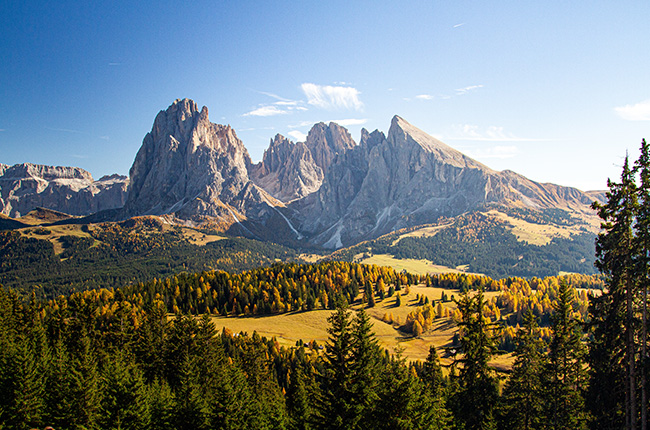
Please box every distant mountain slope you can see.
[0,163,127,217]
[290,116,600,248]
[329,208,598,279]
[1,99,604,253]
[0,217,301,296]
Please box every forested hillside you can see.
[333,209,597,278]
[0,217,299,297]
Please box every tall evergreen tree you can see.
[449,290,500,430]
[99,350,151,430]
[374,349,450,430]
[313,305,354,429]
[545,281,589,430]
[348,308,381,426]
[421,345,445,398]
[590,155,641,429]
[500,309,546,430]
[634,138,650,430]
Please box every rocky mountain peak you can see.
[305,122,356,173]
[388,115,488,170]
[259,134,296,175]
[123,99,276,228]
[360,128,386,151]
[249,134,323,202]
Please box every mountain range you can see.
[0,98,602,249]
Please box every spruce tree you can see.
[421,345,445,398]
[590,155,640,428]
[313,305,354,429]
[500,309,545,430]
[99,350,151,430]
[449,290,500,430]
[544,281,589,429]
[348,309,381,427]
[635,138,650,429]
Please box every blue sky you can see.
[1,1,648,191]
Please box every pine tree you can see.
[174,352,211,430]
[348,309,381,426]
[99,351,151,430]
[313,305,354,429]
[4,316,48,429]
[500,309,545,430]
[148,378,175,428]
[373,348,451,430]
[635,138,650,430]
[421,346,445,398]
[286,366,314,430]
[590,155,640,428]
[449,290,500,430]
[545,281,589,429]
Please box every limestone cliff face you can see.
[1,100,602,249]
[249,134,323,202]
[0,163,128,217]
[304,122,356,173]
[250,122,356,203]
[293,116,597,248]
[123,98,279,227]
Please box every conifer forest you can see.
[1,140,650,429]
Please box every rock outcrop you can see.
[0,163,128,217]
[292,116,599,248]
[304,122,356,173]
[123,98,281,230]
[249,134,323,202]
[249,122,356,203]
[1,99,602,250]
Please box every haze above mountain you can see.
[0,98,601,249]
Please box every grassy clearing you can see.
[19,224,96,255]
[392,223,453,245]
[483,209,598,246]
[178,227,225,245]
[208,283,513,367]
[297,253,325,263]
[17,208,76,225]
[358,254,466,275]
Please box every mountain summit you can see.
[1,100,600,250]
[123,99,279,228]
[288,115,596,248]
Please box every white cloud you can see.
[289,120,316,128]
[446,124,555,142]
[465,145,519,159]
[258,91,293,102]
[243,105,289,117]
[46,126,85,134]
[455,85,483,95]
[301,83,364,111]
[453,23,466,28]
[416,94,434,100]
[288,131,307,142]
[327,118,368,126]
[274,100,298,106]
[614,99,650,121]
